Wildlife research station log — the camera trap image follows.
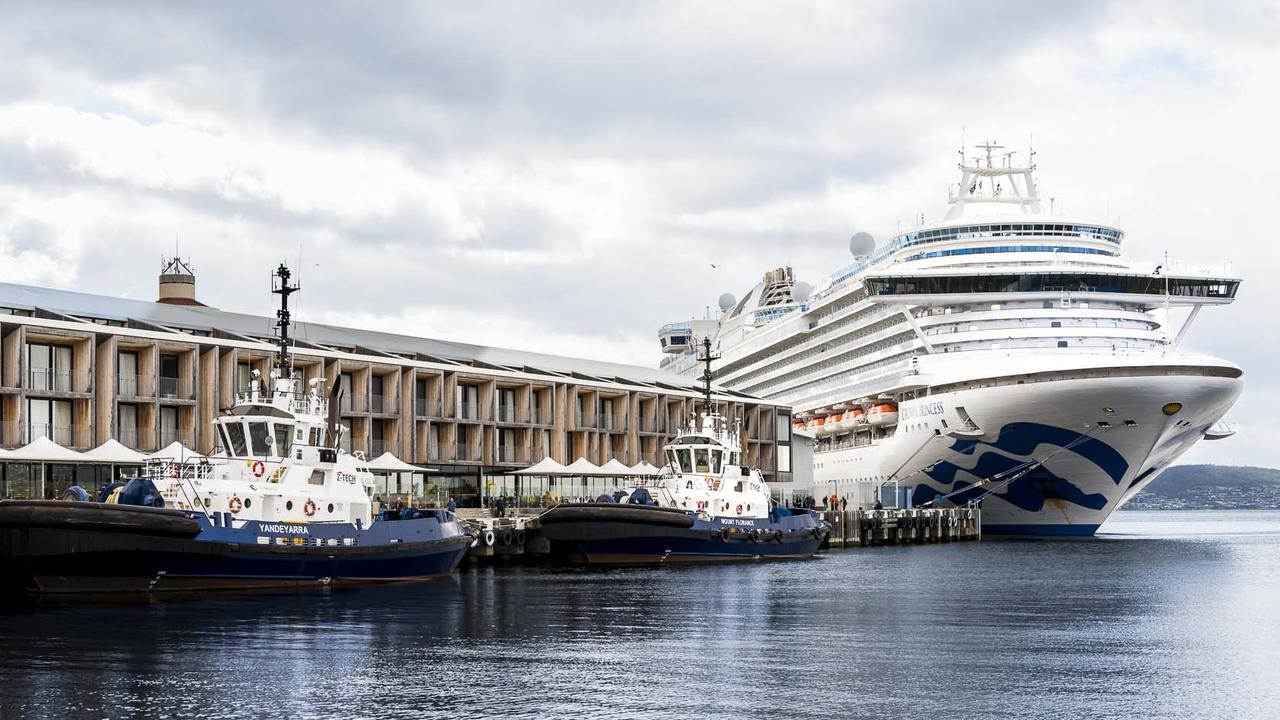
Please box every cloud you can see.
[0,0,1277,465]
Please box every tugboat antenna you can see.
[271,263,299,373]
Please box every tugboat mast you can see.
[698,335,719,416]
[271,263,298,373]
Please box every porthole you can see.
[286,500,293,511]
[244,498,252,508]
[328,503,335,514]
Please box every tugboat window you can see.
[676,448,692,474]
[694,449,710,473]
[710,450,723,474]
[225,423,248,456]
[274,424,293,457]
[248,422,271,457]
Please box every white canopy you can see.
[6,436,87,462]
[147,441,206,462]
[563,457,603,475]
[81,439,148,464]
[597,458,637,476]
[365,452,433,473]
[511,457,569,475]
[629,461,663,477]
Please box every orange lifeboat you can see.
[848,407,867,427]
[867,403,898,427]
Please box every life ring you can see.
[303,499,317,517]
[228,496,243,514]
[251,461,266,478]
[515,529,526,545]
[483,529,496,547]
[500,529,514,547]
[735,504,743,515]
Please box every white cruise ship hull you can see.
[813,366,1242,536]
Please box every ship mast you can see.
[698,335,719,417]
[271,263,298,374]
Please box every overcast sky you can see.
[0,1,1277,466]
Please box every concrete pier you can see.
[455,505,980,563]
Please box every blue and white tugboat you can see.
[539,339,828,565]
[0,265,472,598]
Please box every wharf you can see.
[453,505,979,562]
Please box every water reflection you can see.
[1,511,1278,719]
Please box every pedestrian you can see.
[496,495,507,518]
[840,496,847,511]
[446,496,456,513]
[874,498,884,510]
[822,495,829,510]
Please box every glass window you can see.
[274,424,293,457]
[309,427,322,447]
[248,422,271,456]
[694,449,710,473]
[778,445,792,473]
[676,449,692,474]
[225,422,247,456]
[710,450,722,474]
[775,413,791,442]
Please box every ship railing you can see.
[234,389,328,416]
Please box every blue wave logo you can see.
[912,422,1129,513]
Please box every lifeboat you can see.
[814,416,830,437]
[826,413,844,435]
[849,407,868,425]
[867,403,898,427]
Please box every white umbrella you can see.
[511,457,568,475]
[6,436,87,462]
[81,439,148,464]
[364,451,434,473]
[629,460,663,476]
[563,457,603,475]
[147,441,206,462]
[598,458,636,476]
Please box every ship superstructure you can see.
[660,143,1243,535]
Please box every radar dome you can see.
[849,231,875,257]
[717,293,737,312]
[791,281,812,304]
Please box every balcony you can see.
[457,401,480,421]
[496,404,517,424]
[26,422,79,446]
[427,441,441,462]
[574,410,593,429]
[118,427,140,449]
[532,406,553,425]
[496,445,532,464]
[159,428,192,447]
[454,443,479,462]
[339,394,369,414]
[414,397,441,417]
[371,438,387,456]
[117,374,155,398]
[370,394,389,414]
[601,415,627,432]
[158,376,194,400]
[28,368,83,393]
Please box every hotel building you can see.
[0,260,794,504]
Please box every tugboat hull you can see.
[0,500,472,597]
[539,504,828,566]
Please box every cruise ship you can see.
[659,143,1243,536]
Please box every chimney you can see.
[157,256,204,306]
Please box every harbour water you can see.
[2,510,1278,719]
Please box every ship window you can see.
[309,469,326,486]
[710,450,723,474]
[676,448,693,474]
[310,427,322,446]
[274,424,293,457]
[666,449,680,471]
[225,422,247,457]
[248,422,271,457]
[694,449,711,473]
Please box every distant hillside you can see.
[1124,465,1280,510]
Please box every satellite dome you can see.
[717,293,737,312]
[849,231,875,257]
[791,281,812,304]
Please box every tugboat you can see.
[0,265,472,598]
[538,338,828,565]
